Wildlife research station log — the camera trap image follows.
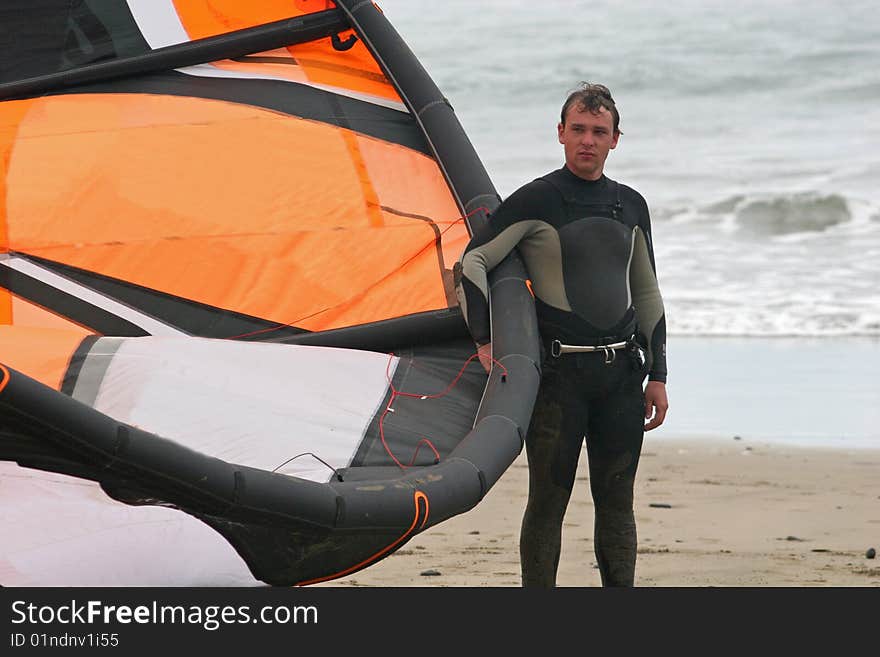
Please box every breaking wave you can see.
[734,193,851,236]
[654,192,880,337]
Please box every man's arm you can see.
[628,194,668,429]
[454,182,547,349]
[628,197,667,383]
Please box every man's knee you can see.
[525,481,572,526]
[591,471,635,513]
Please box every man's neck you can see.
[562,164,605,183]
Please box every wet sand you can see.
[316,438,880,587]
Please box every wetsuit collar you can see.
[560,164,609,187]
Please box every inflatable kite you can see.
[0,0,540,585]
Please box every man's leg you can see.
[584,371,645,587]
[520,366,586,587]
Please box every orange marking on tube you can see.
[296,490,429,586]
[416,490,430,529]
[0,364,10,394]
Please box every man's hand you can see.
[477,342,493,373]
[644,381,668,431]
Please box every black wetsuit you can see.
[455,166,667,586]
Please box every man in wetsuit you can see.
[454,83,668,587]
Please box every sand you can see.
[315,438,880,587]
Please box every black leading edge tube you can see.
[0,9,350,101]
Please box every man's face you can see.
[557,105,619,181]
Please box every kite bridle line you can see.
[268,347,509,482]
[378,350,508,470]
[271,452,344,481]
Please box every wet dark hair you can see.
[560,82,621,134]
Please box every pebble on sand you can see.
[867,548,876,559]
[420,569,442,576]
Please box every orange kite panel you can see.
[355,133,471,269]
[5,93,460,330]
[0,327,88,391]
[6,297,94,335]
[1,99,34,252]
[171,0,400,101]
[172,0,336,36]
[0,290,9,325]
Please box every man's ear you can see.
[610,130,620,149]
[557,122,564,144]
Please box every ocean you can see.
[377,0,880,447]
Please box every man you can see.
[454,83,668,587]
